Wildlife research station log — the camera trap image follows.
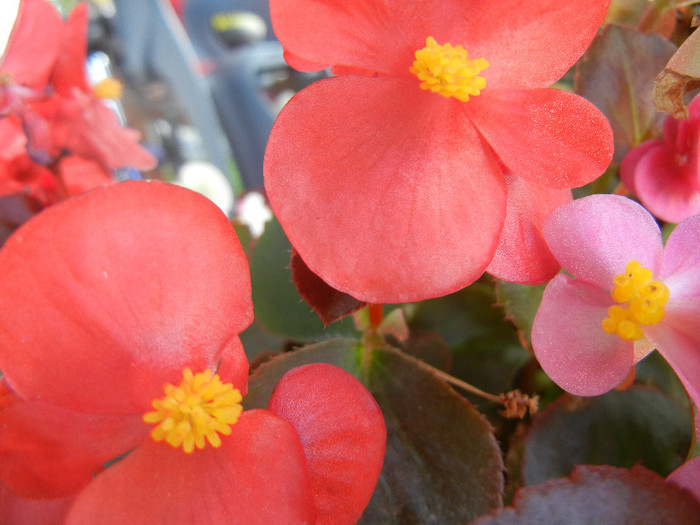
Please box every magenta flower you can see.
[620,96,700,224]
[531,194,700,406]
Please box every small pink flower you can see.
[532,194,700,408]
[620,96,700,223]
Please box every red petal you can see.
[270,0,608,90]
[0,383,146,499]
[0,481,75,525]
[1,0,62,87]
[0,181,253,414]
[486,174,570,284]
[50,3,90,95]
[268,364,386,525]
[56,156,113,197]
[532,274,634,396]
[467,89,613,189]
[65,410,316,525]
[265,77,506,303]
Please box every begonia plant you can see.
[0,181,385,524]
[532,194,700,406]
[620,95,700,224]
[264,0,614,303]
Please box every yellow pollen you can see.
[601,260,669,342]
[409,36,488,102]
[93,78,123,99]
[143,368,243,454]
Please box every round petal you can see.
[270,0,609,90]
[543,194,664,289]
[645,323,700,410]
[268,364,386,525]
[486,174,571,285]
[0,481,75,525]
[532,274,634,396]
[467,88,614,189]
[667,457,700,502]
[265,76,506,303]
[0,181,253,414]
[0,383,146,499]
[1,0,62,87]
[65,410,316,525]
[660,212,700,306]
[619,140,659,196]
[632,146,700,224]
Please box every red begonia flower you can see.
[0,181,385,522]
[265,0,614,303]
[620,95,700,224]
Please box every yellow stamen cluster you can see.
[601,260,670,341]
[410,36,489,102]
[93,77,123,99]
[143,368,243,454]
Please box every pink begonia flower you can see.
[620,96,700,224]
[532,194,700,408]
[264,0,613,303]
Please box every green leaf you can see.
[522,387,692,485]
[244,339,505,524]
[576,24,677,161]
[471,465,700,525]
[409,281,531,402]
[249,216,359,341]
[494,281,545,351]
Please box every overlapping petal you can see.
[268,364,386,525]
[532,274,634,396]
[466,89,614,189]
[543,194,664,289]
[0,181,253,414]
[50,2,90,95]
[270,0,610,90]
[0,481,75,525]
[0,384,146,498]
[486,174,571,284]
[64,411,317,525]
[668,457,700,502]
[265,76,506,303]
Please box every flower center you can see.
[409,36,488,102]
[601,260,669,341]
[143,368,243,454]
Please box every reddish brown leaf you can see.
[654,28,700,118]
[290,248,366,325]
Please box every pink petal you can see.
[619,140,659,196]
[532,274,634,396]
[270,0,609,90]
[667,457,700,502]
[0,0,62,87]
[65,410,316,525]
[486,174,571,284]
[543,194,664,289]
[265,76,506,303]
[0,181,252,414]
[0,383,146,499]
[467,88,613,189]
[645,323,700,412]
[632,146,700,224]
[268,364,386,525]
[660,212,700,306]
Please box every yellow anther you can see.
[602,260,669,341]
[143,368,243,454]
[93,77,123,99]
[409,36,488,102]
